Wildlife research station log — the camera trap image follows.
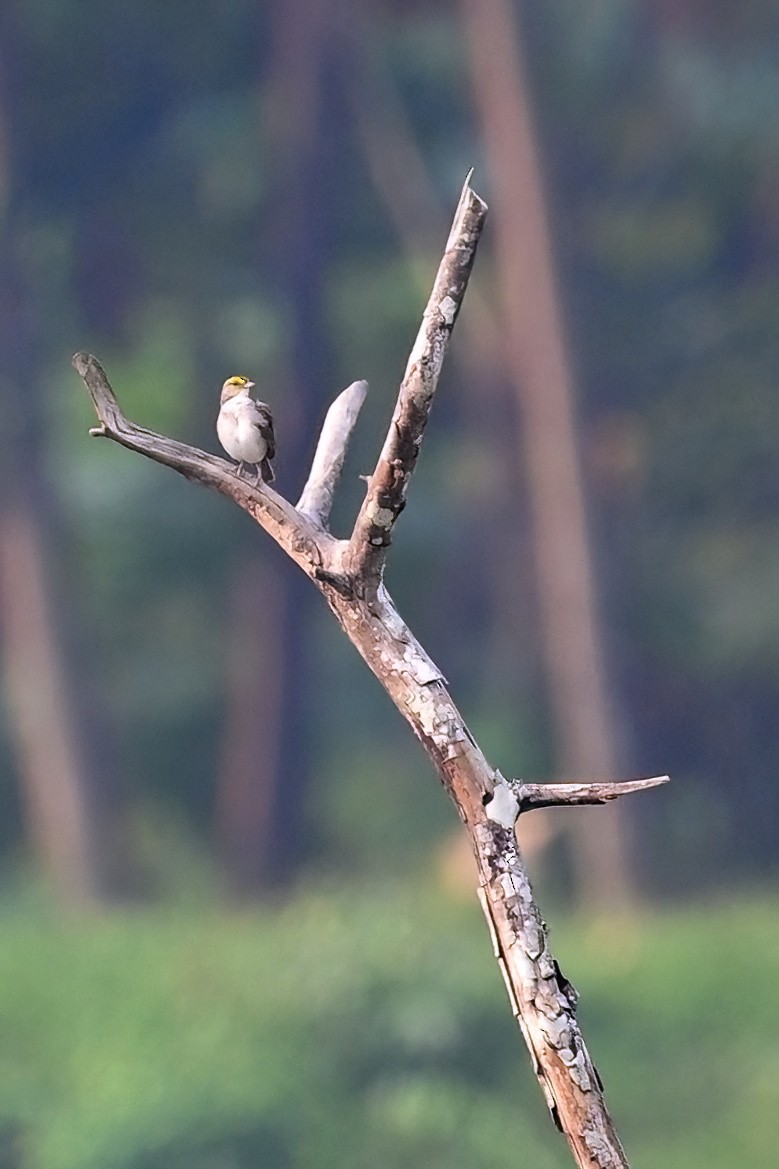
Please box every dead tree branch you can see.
[515,775,669,812]
[296,379,369,528]
[73,177,665,1169]
[345,175,486,593]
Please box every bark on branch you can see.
[73,177,665,1169]
[515,775,669,813]
[346,174,487,592]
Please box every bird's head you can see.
[220,375,255,403]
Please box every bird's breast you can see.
[217,402,267,462]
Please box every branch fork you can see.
[73,174,667,1169]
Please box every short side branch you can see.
[515,775,670,813]
[297,379,369,528]
[346,175,487,591]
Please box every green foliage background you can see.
[0,888,777,1169]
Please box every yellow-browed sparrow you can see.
[217,376,276,484]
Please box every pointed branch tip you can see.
[514,775,670,813]
[345,176,488,586]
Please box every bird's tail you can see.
[260,457,274,484]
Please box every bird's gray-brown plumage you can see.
[217,376,276,484]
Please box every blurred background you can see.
[0,1,778,1166]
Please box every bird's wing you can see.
[253,401,276,461]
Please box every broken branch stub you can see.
[296,379,369,529]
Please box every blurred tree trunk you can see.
[264,0,341,884]
[0,503,94,905]
[187,280,291,897]
[0,316,134,906]
[342,5,536,727]
[461,0,636,909]
[216,557,285,893]
[0,44,134,906]
[0,494,130,906]
[214,0,339,891]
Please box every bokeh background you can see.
[0,2,778,1166]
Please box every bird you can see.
[217,375,276,484]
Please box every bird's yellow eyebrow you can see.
[226,375,248,386]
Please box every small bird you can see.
[217,375,276,484]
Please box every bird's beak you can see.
[245,380,255,389]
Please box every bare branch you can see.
[515,775,670,813]
[72,352,337,581]
[346,176,487,591]
[72,173,669,1169]
[296,379,369,528]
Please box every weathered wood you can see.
[296,379,369,528]
[73,178,666,1169]
[516,776,669,813]
[345,175,487,593]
